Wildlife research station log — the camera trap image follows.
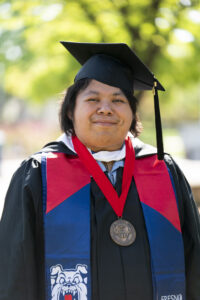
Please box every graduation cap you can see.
[60,41,165,160]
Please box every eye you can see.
[112,99,126,103]
[73,276,80,284]
[87,98,99,102]
[59,277,66,284]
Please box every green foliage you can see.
[0,0,200,122]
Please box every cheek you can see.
[73,106,91,134]
[123,108,134,128]
[73,104,84,126]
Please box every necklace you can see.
[72,136,136,246]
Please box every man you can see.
[0,42,200,300]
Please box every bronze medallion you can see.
[110,219,136,246]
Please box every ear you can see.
[77,264,87,274]
[50,264,63,276]
[67,110,73,121]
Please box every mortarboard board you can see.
[60,42,165,93]
[60,41,165,160]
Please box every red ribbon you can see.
[72,136,135,217]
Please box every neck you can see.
[89,145,122,152]
[103,161,114,172]
[81,139,124,152]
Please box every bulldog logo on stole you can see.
[50,264,88,300]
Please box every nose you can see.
[97,100,113,115]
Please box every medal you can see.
[110,218,136,246]
[72,136,136,246]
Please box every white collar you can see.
[57,133,135,162]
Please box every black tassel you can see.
[153,81,164,160]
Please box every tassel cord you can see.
[153,83,164,160]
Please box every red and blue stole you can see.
[41,152,185,300]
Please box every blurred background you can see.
[0,0,200,216]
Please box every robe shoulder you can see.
[163,154,200,299]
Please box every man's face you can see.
[72,79,133,151]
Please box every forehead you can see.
[78,79,126,97]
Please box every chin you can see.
[89,137,124,151]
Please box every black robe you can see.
[0,139,200,300]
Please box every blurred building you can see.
[179,122,200,160]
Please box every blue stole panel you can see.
[41,152,186,300]
[141,203,185,300]
[41,153,91,300]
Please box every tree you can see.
[0,0,200,123]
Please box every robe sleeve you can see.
[0,158,45,300]
[167,156,200,300]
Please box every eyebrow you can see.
[112,92,125,96]
[83,90,125,96]
[84,90,99,96]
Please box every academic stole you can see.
[41,147,186,300]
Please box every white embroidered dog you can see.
[50,264,88,300]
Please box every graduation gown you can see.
[0,139,200,300]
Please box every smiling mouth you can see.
[93,121,117,126]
